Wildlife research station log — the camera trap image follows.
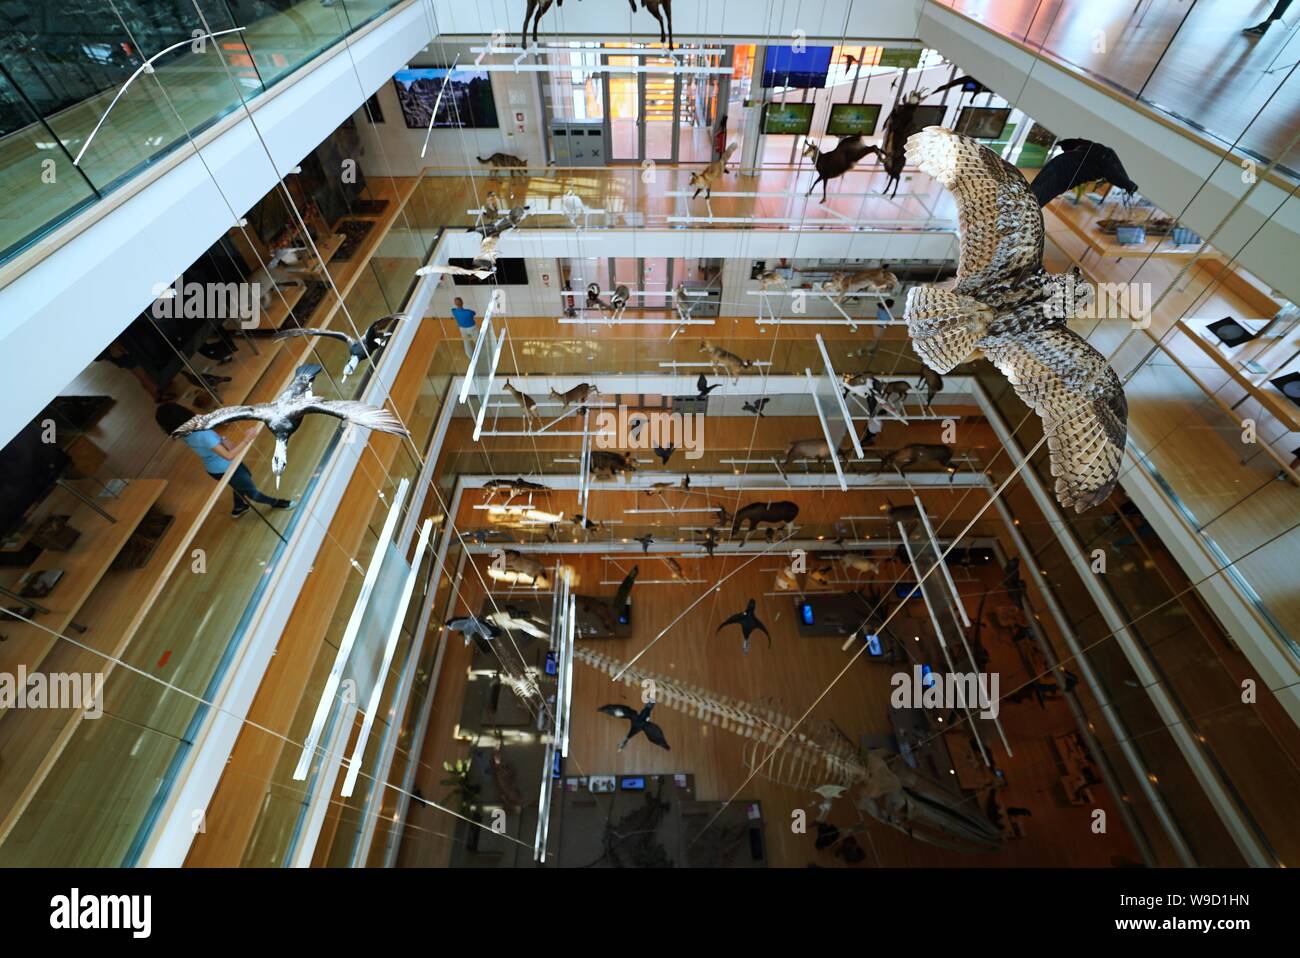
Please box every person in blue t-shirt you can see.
[156,403,294,519]
[451,296,478,360]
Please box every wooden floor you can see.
[403,164,956,233]
[947,0,1300,172]
[1040,194,1300,645]
[397,546,1143,868]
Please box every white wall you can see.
[354,41,547,177]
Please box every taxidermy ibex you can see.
[801,135,875,203]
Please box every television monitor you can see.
[392,67,499,129]
[761,45,833,88]
[826,103,881,137]
[955,106,1011,140]
[446,258,528,285]
[762,102,814,136]
[619,776,647,791]
[899,104,947,140]
[798,601,814,625]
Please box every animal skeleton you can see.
[570,645,1003,852]
[903,127,1128,511]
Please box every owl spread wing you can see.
[980,325,1128,512]
[904,126,1044,293]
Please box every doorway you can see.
[602,48,728,164]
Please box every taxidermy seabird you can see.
[696,374,721,400]
[597,702,670,751]
[446,615,503,646]
[1030,138,1139,207]
[902,127,1128,512]
[273,314,402,380]
[717,598,771,654]
[171,363,408,485]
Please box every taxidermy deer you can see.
[821,266,899,299]
[503,379,542,429]
[878,443,956,480]
[689,142,738,200]
[801,135,875,203]
[549,382,596,415]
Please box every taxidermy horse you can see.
[730,501,799,537]
[801,135,875,203]
[523,1,674,48]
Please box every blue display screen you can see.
[799,602,814,625]
[761,45,833,88]
[620,777,646,790]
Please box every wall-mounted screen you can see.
[761,45,833,88]
[955,106,1011,140]
[898,104,947,140]
[826,103,881,137]
[392,67,499,129]
[761,102,814,136]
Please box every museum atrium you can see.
[0,0,1297,872]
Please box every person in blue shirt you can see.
[876,297,895,324]
[451,297,478,360]
[156,403,294,518]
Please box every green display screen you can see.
[826,103,882,137]
[762,102,815,136]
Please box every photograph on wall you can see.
[393,67,499,129]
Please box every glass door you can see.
[605,53,641,163]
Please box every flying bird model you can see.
[597,702,671,751]
[717,598,772,654]
[171,363,408,484]
[273,314,402,380]
[1030,139,1139,207]
[902,127,1127,511]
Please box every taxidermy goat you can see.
[917,368,944,410]
[689,142,738,200]
[698,340,753,383]
[903,127,1127,511]
[524,1,675,49]
[802,135,875,203]
[875,90,924,198]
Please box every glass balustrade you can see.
[0,0,405,262]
